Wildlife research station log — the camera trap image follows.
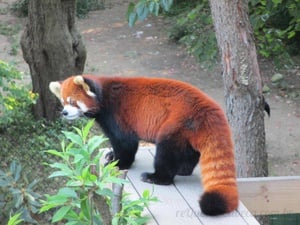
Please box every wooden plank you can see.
[127,147,204,225]
[237,202,261,225]
[173,173,258,224]
[238,176,300,215]
[100,146,259,224]
[100,148,158,225]
[147,148,258,225]
[135,147,258,224]
[123,176,159,225]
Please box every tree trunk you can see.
[209,1,268,223]
[21,0,86,120]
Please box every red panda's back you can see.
[99,77,222,143]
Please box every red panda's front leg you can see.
[107,136,139,170]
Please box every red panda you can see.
[49,75,239,216]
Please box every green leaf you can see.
[49,170,72,178]
[73,153,84,164]
[27,179,39,189]
[142,189,150,198]
[82,119,95,141]
[58,187,78,199]
[153,2,160,16]
[40,200,64,213]
[288,30,296,39]
[7,213,23,225]
[66,180,83,187]
[62,131,83,147]
[0,178,9,187]
[44,194,69,205]
[161,0,173,11]
[45,149,66,159]
[87,135,106,153]
[81,166,91,180]
[127,2,137,27]
[49,163,73,177]
[13,162,22,182]
[136,1,149,21]
[128,12,138,27]
[80,197,91,220]
[96,187,114,198]
[52,205,72,222]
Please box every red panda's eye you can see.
[66,97,75,106]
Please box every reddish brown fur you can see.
[52,75,239,215]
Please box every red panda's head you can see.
[49,75,100,120]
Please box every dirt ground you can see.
[0,0,299,176]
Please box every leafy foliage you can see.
[0,60,38,127]
[0,161,41,224]
[11,0,105,18]
[126,0,174,27]
[7,213,23,225]
[41,120,157,224]
[249,0,300,66]
[113,189,157,225]
[167,0,217,66]
[0,60,88,202]
[130,0,300,67]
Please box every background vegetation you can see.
[165,0,300,67]
[10,0,300,66]
[1,0,300,224]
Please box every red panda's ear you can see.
[74,75,96,97]
[49,81,62,99]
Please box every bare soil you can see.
[0,0,299,176]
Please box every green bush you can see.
[146,0,300,66]
[41,120,157,225]
[167,0,217,66]
[249,0,300,66]
[0,60,37,128]
[0,161,41,224]
[0,60,87,196]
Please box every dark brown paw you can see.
[141,172,173,185]
[104,151,115,166]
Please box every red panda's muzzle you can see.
[61,104,83,120]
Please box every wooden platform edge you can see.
[238,176,300,215]
[100,147,260,224]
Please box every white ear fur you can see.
[74,75,96,97]
[49,81,61,99]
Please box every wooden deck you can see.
[110,146,260,225]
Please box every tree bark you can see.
[21,0,86,120]
[209,0,268,178]
[209,1,268,223]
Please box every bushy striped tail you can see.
[198,129,239,215]
[200,184,239,215]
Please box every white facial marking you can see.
[86,91,96,97]
[62,104,82,120]
[77,101,88,113]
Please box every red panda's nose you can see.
[62,110,68,116]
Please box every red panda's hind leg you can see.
[141,139,182,185]
[177,146,200,176]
